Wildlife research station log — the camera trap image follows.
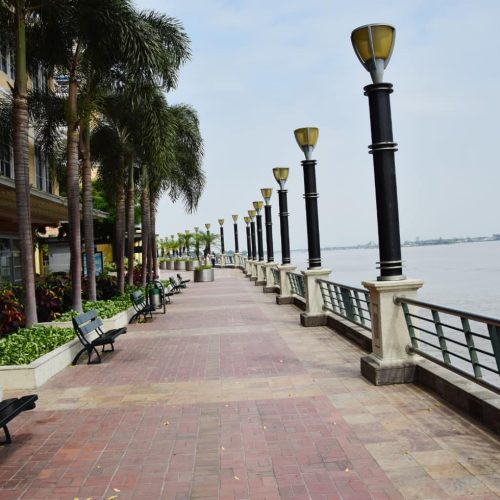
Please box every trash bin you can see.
[149,286,161,309]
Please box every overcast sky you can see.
[135,0,500,249]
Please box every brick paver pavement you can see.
[1,268,499,499]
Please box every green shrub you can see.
[56,295,131,322]
[195,264,213,271]
[0,325,75,366]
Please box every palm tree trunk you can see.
[80,119,96,301]
[115,159,126,294]
[12,0,37,327]
[150,193,157,279]
[140,171,150,287]
[67,50,83,312]
[126,160,135,286]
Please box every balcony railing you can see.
[395,296,500,390]
[287,272,305,298]
[318,280,371,331]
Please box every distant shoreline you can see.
[290,235,500,253]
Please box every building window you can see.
[0,36,14,79]
[35,144,51,192]
[0,237,21,284]
[0,131,12,178]
[32,66,47,92]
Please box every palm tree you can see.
[31,1,191,310]
[201,233,220,259]
[0,0,39,326]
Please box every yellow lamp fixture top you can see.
[243,216,250,224]
[205,223,211,230]
[294,127,319,160]
[351,24,395,83]
[261,188,273,205]
[218,218,224,226]
[252,201,263,213]
[232,214,238,222]
[248,209,256,219]
[273,167,289,188]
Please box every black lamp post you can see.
[248,210,257,260]
[253,201,264,262]
[218,219,225,254]
[261,188,274,262]
[205,223,211,256]
[294,127,322,269]
[351,23,404,280]
[232,214,239,253]
[244,216,252,259]
[273,168,291,265]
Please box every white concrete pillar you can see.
[361,279,424,385]
[263,263,278,292]
[300,268,332,326]
[250,260,258,281]
[276,264,297,304]
[234,253,240,268]
[255,262,266,286]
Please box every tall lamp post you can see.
[294,127,322,269]
[205,223,211,257]
[273,168,291,265]
[243,216,252,274]
[253,201,265,286]
[232,214,239,267]
[261,187,276,292]
[294,127,331,327]
[351,23,423,385]
[248,209,257,280]
[351,24,404,281]
[218,219,225,254]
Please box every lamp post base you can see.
[300,268,331,327]
[361,278,424,384]
[276,264,297,304]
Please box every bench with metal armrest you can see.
[130,290,155,323]
[72,310,126,365]
[176,273,191,287]
[0,394,38,444]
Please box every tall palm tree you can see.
[0,0,39,326]
[31,0,191,310]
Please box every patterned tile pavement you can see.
[1,268,499,499]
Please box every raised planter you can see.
[194,268,214,282]
[186,260,196,271]
[160,261,167,270]
[0,306,136,390]
[166,260,174,270]
[174,260,186,270]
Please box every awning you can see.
[0,177,108,228]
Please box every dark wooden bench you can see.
[130,290,155,323]
[72,310,126,365]
[0,394,38,444]
[176,274,190,287]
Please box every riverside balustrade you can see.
[396,297,500,390]
[270,267,281,288]
[318,279,372,331]
[287,272,305,298]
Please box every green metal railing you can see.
[396,296,500,389]
[270,267,280,288]
[318,279,371,331]
[287,272,305,298]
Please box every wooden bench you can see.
[130,290,155,323]
[0,394,38,444]
[72,310,126,365]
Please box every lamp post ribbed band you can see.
[234,223,239,253]
[264,205,274,262]
[220,226,225,254]
[246,224,251,258]
[302,159,322,269]
[277,189,291,264]
[250,221,257,260]
[364,82,404,280]
[256,214,264,261]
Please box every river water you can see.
[288,240,500,318]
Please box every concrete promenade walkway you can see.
[1,268,500,499]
